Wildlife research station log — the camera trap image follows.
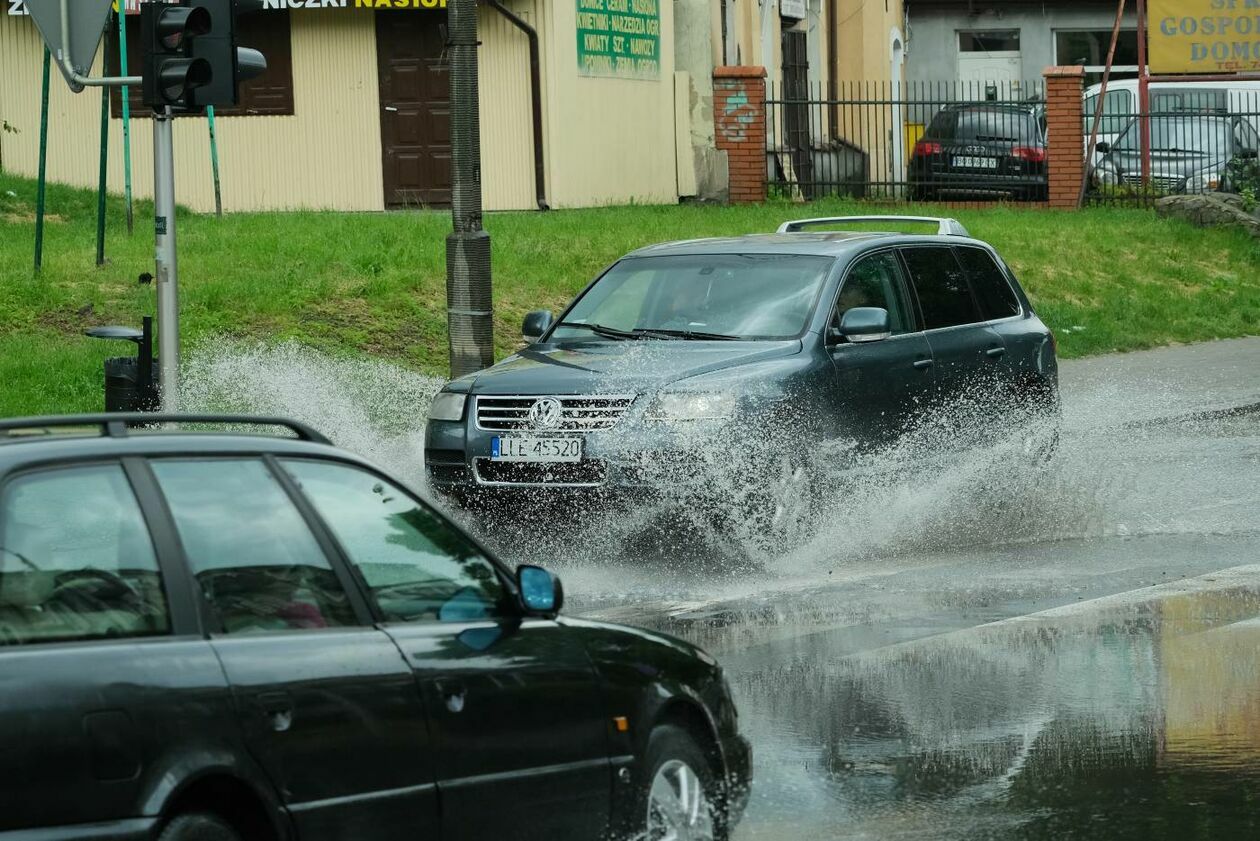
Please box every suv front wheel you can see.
[158,813,243,841]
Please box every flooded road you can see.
[186,337,1260,839]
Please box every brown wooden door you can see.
[376,12,450,208]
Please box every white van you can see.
[1083,77,1260,162]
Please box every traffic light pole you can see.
[153,108,181,411]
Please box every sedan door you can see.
[825,249,935,447]
[282,458,612,841]
[149,457,438,841]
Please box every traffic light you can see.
[140,0,268,114]
[141,0,213,111]
[188,0,269,111]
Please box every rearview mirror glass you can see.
[518,565,563,615]
[523,310,554,343]
[1095,141,1111,154]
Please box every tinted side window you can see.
[0,465,169,645]
[835,252,915,334]
[152,460,356,635]
[284,460,509,624]
[901,247,980,330]
[955,247,1020,320]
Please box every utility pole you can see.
[446,0,495,379]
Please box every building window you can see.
[958,30,1020,53]
[1055,29,1141,85]
[105,13,295,118]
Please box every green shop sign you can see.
[576,0,661,79]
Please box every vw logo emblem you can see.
[527,397,564,430]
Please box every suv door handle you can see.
[257,692,294,733]
[913,358,933,370]
[437,680,467,714]
[986,346,1007,359]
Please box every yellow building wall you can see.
[0,8,538,213]
[834,0,903,85]
[535,0,679,208]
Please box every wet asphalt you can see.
[564,338,1260,840]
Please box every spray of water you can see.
[180,339,1260,615]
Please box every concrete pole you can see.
[445,0,495,379]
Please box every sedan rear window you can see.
[0,465,169,646]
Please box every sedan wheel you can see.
[648,759,716,841]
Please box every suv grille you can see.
[475,395,635,433]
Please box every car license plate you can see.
[953,155,998,169]
[491,436,583,463]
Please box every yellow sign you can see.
[1150,0,1260,74]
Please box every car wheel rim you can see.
[647,759,715,841]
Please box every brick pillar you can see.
[713,66,767,204]
[1043,65,1086,209]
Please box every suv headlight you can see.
[428,392,467,422]
[1184,168,1222,193]
[647,393,737,421]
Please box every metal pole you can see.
[34,48,51,275]
[207,106,222,217]
[95,70,110,267]
[1136,0,1151,186]
[153,109,180,411]
[118,6,134,235]
[445,0,495,378]
[1080,0,1127,207]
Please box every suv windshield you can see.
[551,254,833,341]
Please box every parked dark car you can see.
[1093,114,1260,194]
[0,414,750,841]
[426,216,1059,547]
[909,103,1049,201]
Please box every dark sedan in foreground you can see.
[0,414,750,841]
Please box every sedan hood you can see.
[466,340,803,395]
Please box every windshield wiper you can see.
[632,328,742,341]
[555,321,642,340]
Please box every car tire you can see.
[640,725,725,841]
[158,813,243,841]
[910,184,936,202]
[745,453,819,555]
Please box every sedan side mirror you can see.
[517,565,564,617]
[523,310,554,343]
[836,307,891,344]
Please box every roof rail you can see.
[777,216,971,237]
[0,414,333,446]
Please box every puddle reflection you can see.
[730,581,1260,839]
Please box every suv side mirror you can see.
[523,310,554,343]
[517,565,564,616]
[836,307,891,344]
[1094,141,1111,154]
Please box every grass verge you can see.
[1,172,1257,417]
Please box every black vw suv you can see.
[0,415,749,841]
[426,216,1059,542]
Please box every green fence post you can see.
[96,56,110,267]
[118,5,134,235]
[207,106,222,218]
[34,47,50,275]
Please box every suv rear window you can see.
[955,247,1020,319]
[927,108,1039,143]
[0,465,169,646]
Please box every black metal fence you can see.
[1085,90,1260,208]
[766,80,1047,204]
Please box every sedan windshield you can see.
[1116,117,1231,154]
[552,254,833,341]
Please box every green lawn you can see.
[1,171,1257,417]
